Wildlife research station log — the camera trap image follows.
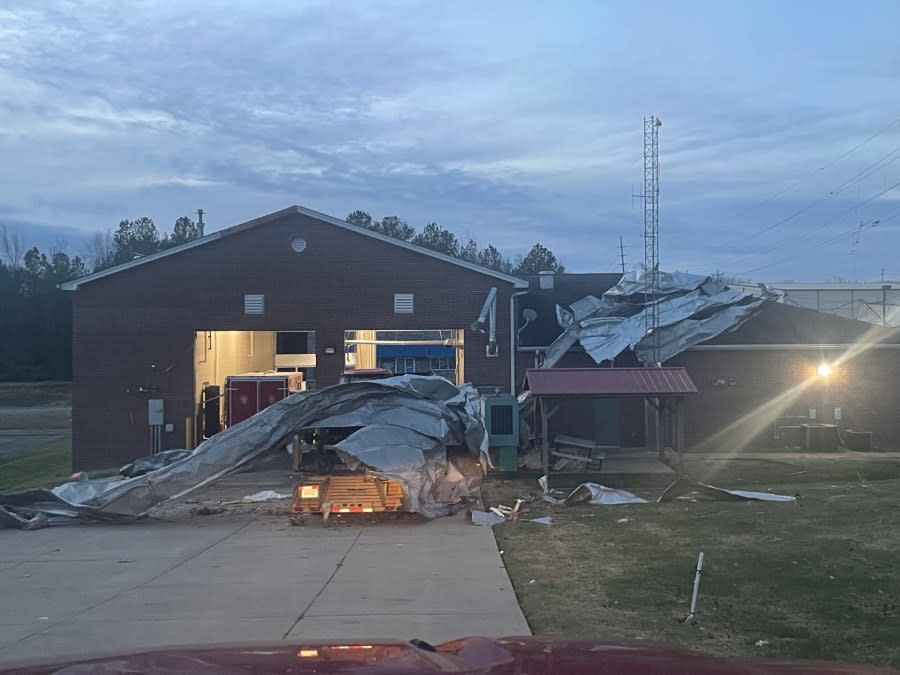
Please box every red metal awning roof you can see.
[524,367,697,397]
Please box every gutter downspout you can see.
[510,289,528,394]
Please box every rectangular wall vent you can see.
[244,294,265,315]
[394,293,414,314]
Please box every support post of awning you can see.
[540,396,550,482]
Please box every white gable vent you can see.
[244,294,265,315]
[394,293,414,314]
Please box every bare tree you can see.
[0,224,25,268]
[85,230,115,271]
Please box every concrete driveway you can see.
[0,510,530,664]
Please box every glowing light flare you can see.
[817,363,832,378]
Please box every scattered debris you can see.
[471,509,506,527]
[659,478,797,503]
[528,579,536,584]
[616,517,629,524]
[564,483,647,506]
[509,499,524,521]
[194,505,225,516]
[530,516,553,525]
[236,490,291,504]
[1,375,488,529]
[538,476,646,506]
[755,640,770,648]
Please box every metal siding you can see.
[524,367,698,396]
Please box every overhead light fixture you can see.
[817,363,832,378]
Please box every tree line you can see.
[345,210,564,275]
[0,216,201,381]
[0,211,563,381]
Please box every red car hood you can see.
[2,636,894,674]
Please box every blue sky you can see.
[2,0,900,281]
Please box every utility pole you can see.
[643,116,662,365]
[618,236,626,274]
[882,268,888,327]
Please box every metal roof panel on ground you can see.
[524,367,698,397]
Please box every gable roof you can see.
[707,301,900,345]
[60,205,528,290]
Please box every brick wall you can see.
[515,345,900,451]
[669,349,900,450]
[71,211,518,469]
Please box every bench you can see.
[552,434,610,471]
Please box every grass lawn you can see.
[0,381,71,407]
[486,452,900,669]
[0,436,74,492]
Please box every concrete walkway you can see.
[0,512,529,663]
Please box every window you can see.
[244,294,264,314]
[393,293,414,314]
[276,332,311,354]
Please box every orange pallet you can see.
[291,474,404,514]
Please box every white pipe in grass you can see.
[687,551,705,621]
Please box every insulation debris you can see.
[543,270,773,367]
[0,375,488,529]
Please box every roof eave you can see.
[59,234,222,291]
[60,205,528,290]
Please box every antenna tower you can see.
[643,116,662,364]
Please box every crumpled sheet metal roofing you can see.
[524,367,697,397]
[544,270,773,367]
[0,375,487,529]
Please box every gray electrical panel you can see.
[148,399,165,426]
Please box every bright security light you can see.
[817,363,832,378]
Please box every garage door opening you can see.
[193,330,316,441]
[344,329,464,384]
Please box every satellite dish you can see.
[522,308,538,321]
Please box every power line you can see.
[731,116,900,222]
[732,179,900,276]
[734,197,900,277]
[722,132,900,256]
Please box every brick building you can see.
[518,273,900,451]
[62,206,526,469]
[62,210,900,471]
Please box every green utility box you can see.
[479,390,520,471]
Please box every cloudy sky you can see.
[2,0,900,281]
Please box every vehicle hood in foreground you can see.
[2,636,894,674]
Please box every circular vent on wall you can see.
[291,237,307,252]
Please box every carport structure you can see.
[523,367,698,479]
